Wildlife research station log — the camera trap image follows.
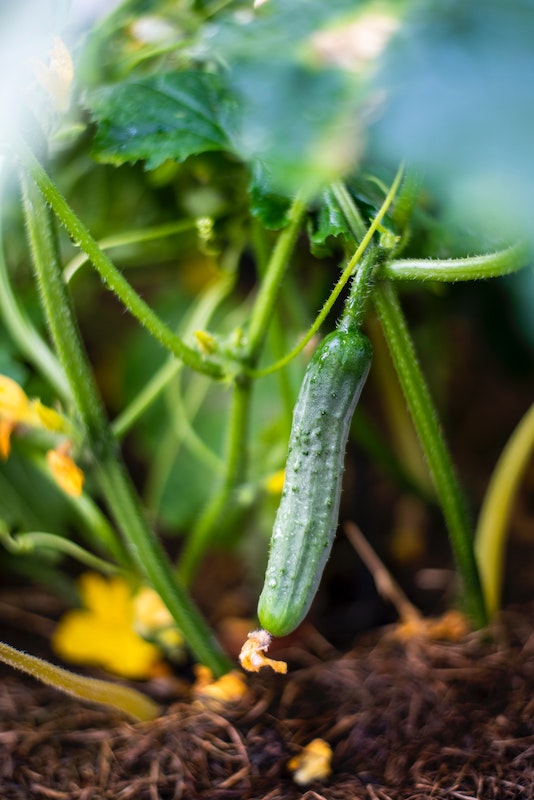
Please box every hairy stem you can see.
[0,640,160,721]
[373,282,487,627]
[21,169,232,676]
[16,140,224,379]
[381,244,529,282]
[251,165,404,379]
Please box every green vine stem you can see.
[373,282,487,628]
[112,268,236,440]
[475,403,534,617]
[0,169,70,402]
[178,377,250,583]
[63,219,198,282]
[21,170,232,676]
[16,139,225,380]
[0,640,160,721]
[178,194,310,581]
[381,243,529,282]
[244,194,308,363]
[0,527,120,575]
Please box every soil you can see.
[2,599,534,800]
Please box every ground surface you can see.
[2,602,534,800]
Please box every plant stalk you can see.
[381,244,529,282]
[0,640,160,721]
[373,281,487,627]
[16,139,224,379]
[21,169,232,676]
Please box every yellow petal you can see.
[288,739,333,785]
[264,469,286,495]
[133,586,185,657]
[30,399,67,433]
[194,330,217,355]
[239,629,287,674]
[79,573,132,623]
[53,574,164,680]
[0,419,15,459]
[133,586,174,635]
[52,609,161,680]
[46,446,84,497]
[0,376,30,422]
[193,665,248,708]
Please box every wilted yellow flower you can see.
[193,665,248,708]
[52,573,164,680]
[0,375,69,459]
[46,443,85,497]
[288,739,333,785]
[0,375,81,493]
[394,610,470,643]
[239,629,287,674]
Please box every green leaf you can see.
[248,162,290,230]
[202,0,377,196]
[88,71,237,169]
[309,189,350,257]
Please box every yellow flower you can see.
[132,586,185,658]
[46,443,85,497]
[192,665,248,708]
[0,375,68,458]
[0,375,83,494]
[288,739,333,786]
[0,376,33,457]
[264,469,286,495]
[52,573,164,680]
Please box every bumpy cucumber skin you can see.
[258,329,372,637]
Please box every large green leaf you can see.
[203,0,374,196]
[89,71,237,169]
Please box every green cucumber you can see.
[258,327,372,637]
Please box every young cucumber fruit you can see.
[257,328,372,637]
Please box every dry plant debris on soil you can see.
[2,604,534,799]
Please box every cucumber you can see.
[257,327,372,637]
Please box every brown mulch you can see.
[2,605,534,799]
